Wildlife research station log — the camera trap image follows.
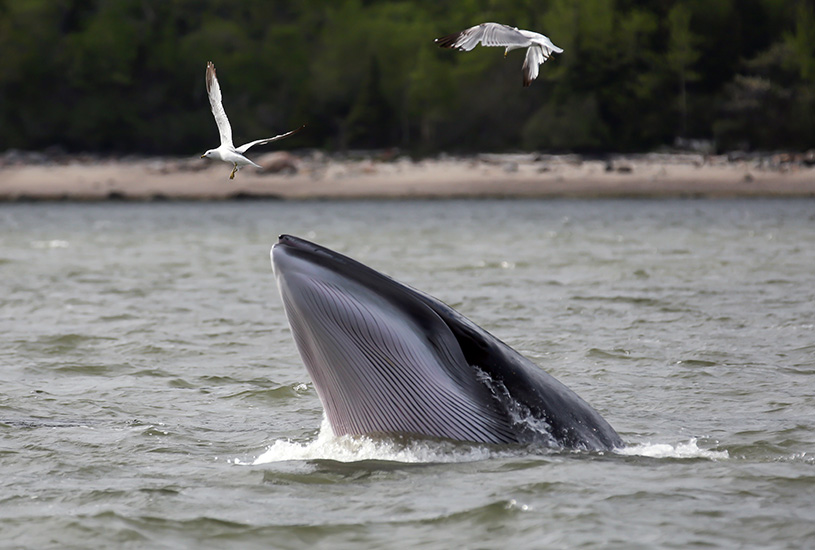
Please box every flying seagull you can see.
[201,61,304,179]
[435,22,563,87]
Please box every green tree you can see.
[666,3,701,138]
[785,2,815,81]
[0,0,813,154]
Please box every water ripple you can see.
[2,200,815,548]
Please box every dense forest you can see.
[0,0,813,155]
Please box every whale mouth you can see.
[271,235,623,450]
[272,235,519,444]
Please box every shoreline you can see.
[1,151,814,201]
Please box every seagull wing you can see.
[206,61,233,149]
[521,45,545,87]
[435,22,530,51]
[235,124,306,155]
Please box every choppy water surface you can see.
[1,199,814,548]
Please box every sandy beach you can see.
[1,150,814,201]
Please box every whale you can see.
[271,235,623,451]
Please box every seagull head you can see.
[201,150,214,159]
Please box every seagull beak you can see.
[200,153,206,159]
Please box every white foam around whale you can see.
[250,417,498,465]
[246,418,728,465]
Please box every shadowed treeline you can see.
[0,0,813,155]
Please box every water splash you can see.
[618,438,729,460]
[248,423,730,465]
[249,418,498,465]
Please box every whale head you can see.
[271,234,623,450]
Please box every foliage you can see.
[0,0,812,154]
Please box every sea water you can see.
[1,199,813,548]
